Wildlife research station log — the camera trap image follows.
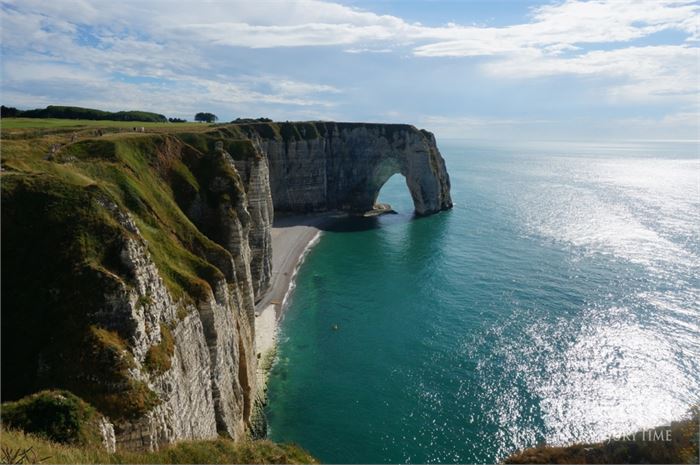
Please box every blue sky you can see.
[1,0,698,141]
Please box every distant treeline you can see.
[1,105,168,122]
[1,105,277,124]
[231,117,273,123]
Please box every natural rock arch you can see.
[259,123,453,216]
[345,148,450,215]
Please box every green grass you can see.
[144,325,175,375]
[505,408,699,464]
[0,391,105,449]
[1,117,209,129]
[0,427,317,464]
[0,125,255,418]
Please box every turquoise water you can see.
[266,141,700,463]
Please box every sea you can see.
[265,140,700,463]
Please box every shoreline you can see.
[253,213,338,393]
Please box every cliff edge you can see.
[1,130,272,451]
[0,120,452,453]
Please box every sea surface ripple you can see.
[266,141,700,463]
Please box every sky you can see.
[1,0,698,141]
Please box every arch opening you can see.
[374,173,414,215]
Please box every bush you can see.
[1,105,20,117]
[194,112,218,123]
[0,390,104,447]
[144,325,175,375]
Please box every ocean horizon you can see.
[265,139,700,463]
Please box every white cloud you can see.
[415,114,557,139]
[408,1,699,102]
[343,48,392,54]
[7,0,695,53]
[192,77,339,107]
[412,0,698,57]
[0,1,345,112]
[0,61,341,112]
[0,0,697,117]
[144,0,700,56]
[267,79,341,96]
[482,45,700,101]
[421,115,554,127]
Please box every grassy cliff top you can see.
[1,118,207,130]
[0,126,258,416]
[1,118,422,140]
[0,118,429,416]
[0,117,322,462]
[0,427,317,464]
[504,410,699,464]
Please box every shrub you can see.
[1,105,20,117]
[144,325,175,375]
[194,112,218,123]
[0,390,104,447]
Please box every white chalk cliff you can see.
[1,121,452,452]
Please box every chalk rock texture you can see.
[238,122,452,215]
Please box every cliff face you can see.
[237,122,453,216]
[1,131,272,451]
[0,121,451,452]
[225,139,274,302]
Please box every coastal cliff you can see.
[234,122,453,216]
[1,131,271,451]
[0,121,451,453]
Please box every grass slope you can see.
[1,391,106,449]
[0,126,251,417]
[0,428,316,464]
[1,120,320,462]
[505,410,699,464]
[1,117,207,129]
